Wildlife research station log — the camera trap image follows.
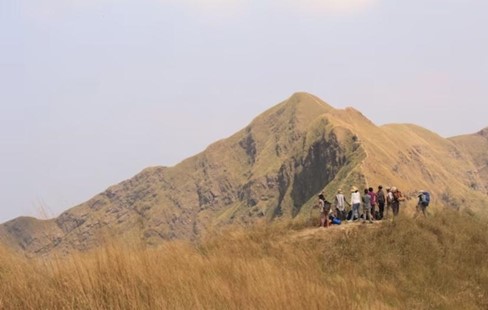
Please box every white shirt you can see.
[318,199,325,209]
[335,194,346,210]
[351,192,361,204]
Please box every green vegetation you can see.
[1,209,487,309]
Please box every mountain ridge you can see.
[1,92,487,256]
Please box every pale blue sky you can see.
[1,0,487,223]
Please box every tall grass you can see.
[1,210,487,309]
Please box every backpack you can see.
[347,210,358,221]
[323,200,332,213]
[387,192,394,203]
[420,192,430,206]
[393,190,404,202]
[331,217,341,225]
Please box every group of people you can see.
[317,185,429,227]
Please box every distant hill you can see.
[450,127,488,193]
[1,92,487,255]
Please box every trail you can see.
[288,219,386,242]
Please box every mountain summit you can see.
[1,93,487,255]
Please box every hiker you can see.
[368,187,377,220]
[385,187,393,218]
[334,189,348,221]
[376,185,386,220]
[391,187,404,218]
[318,194,325,227]
[362,188,373,223]
[416,190,430,217]
[319,194,331,228]
[348,186,361,222]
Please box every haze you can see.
[1,0,487,223]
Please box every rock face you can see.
[1,93,487,255]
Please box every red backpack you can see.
[393,190,405,201]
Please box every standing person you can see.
[376,185,386,220]
[416,190,430,217]
[368,187,377,220]
[319,193,331,228]
[362,188,373,223]
[318,194,325,227]
[385,187,393,218]
[391,187,404,220]
[348,186,361,222]
[334,189,348,221]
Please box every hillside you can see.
[450,127,488,193]
[1,211,487,309]
[1,92,487,255]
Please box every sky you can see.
[1,0,487,223]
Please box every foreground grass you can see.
[1,210,487,309]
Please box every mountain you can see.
[1,93,487,255]
[450,127,488,193]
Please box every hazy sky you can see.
[1,0,487,223]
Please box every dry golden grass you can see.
[1,210,487,309]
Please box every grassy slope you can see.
[1,93,487,255]
[1,210,487,309]
[185,92,337,226]
[450,128,488,194]
[318,109,488,216]
[0,217,64,254]
[0,93,339,254]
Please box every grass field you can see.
[1,209,487,309]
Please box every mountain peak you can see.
[274,92,334,131]
[2,93,488,256]
[286,92,334,112]
[248,92,333,136]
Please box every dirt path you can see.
[288,219,386,242]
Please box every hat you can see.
[385,186,391,191]
[418,190,424,196]
[391,187,397,192]
[338,189,342,193]
[351,186,358,192]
